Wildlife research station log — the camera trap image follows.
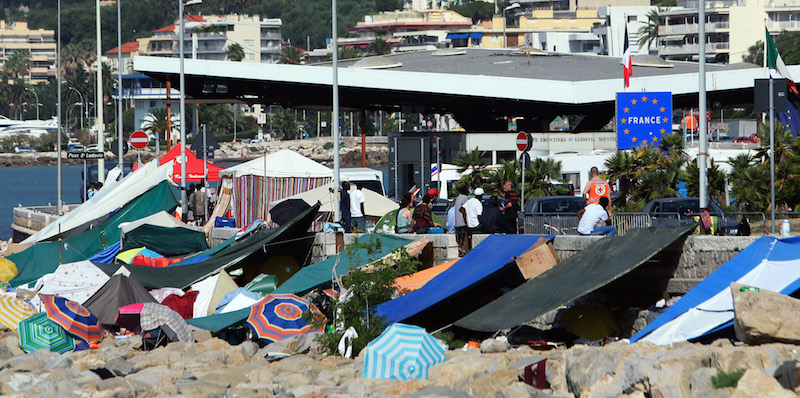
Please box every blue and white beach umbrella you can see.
[362,323,445,381]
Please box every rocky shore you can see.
[0,329,797,397]
[0,137,389,168]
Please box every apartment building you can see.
[0,21,56,84]
[347,9,472,51]
[106,41,139,75]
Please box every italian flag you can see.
[766,27,798,95]
[622,23,632,88]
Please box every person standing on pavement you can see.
[582,166,612,210]
[501,180,520,234]
[350,182,367,232]
[453,185,470,256]
[577,196,616,236]
[480,195,506,234]
[460,188,484,253]
[340,181,352,232]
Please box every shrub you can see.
[711,368,746,389]
[323,142,333,150]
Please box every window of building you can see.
[150,100,156,108]
[628,15,637,22]
[245,53,255,60]
[244,39,254,46]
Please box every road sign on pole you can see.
[129,130,149,150]
[516,132,531,152]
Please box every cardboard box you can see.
[515,237,559,280]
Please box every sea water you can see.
[0,164,83,241]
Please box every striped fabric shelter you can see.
[246,294,324,344]
[19,312,75,354]
[40,294,103,343]
[0,295,37,330]
[139,303,193,342]
[363,323,445,381]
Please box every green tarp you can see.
[453,225,695,332]
[93,203,320,290]
[187,233,412,332]
[122,224,208,256]
[8,181,179,287]
[273,234,413,295]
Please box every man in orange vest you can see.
[582,167,612,211]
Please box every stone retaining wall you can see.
[208,229,761,295]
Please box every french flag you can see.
[623,22,632,88]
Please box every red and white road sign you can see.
[516,132,530,152]
[129,130,149,150]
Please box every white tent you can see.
[119,210,198,237]
[190,271,238,318]
[32,260,110,307]
[24,160,176,243]
[271,183,397,218]
[220,149,332,178]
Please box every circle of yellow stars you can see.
[620,95,669,145]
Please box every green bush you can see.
[711,368,746,389]
[323,142,333,150]
[311,236,419,356]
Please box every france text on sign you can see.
[67,152,104,160]
[616,92,672,150]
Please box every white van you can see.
[341,167,385,196]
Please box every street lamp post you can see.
[179,0,202,220]
[69,87,85,131]
[502,3,521,49]
[25,88,39,120]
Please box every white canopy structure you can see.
[272,183,397,218]
[220,149,332,178]
[24,160,175,243]
[119,210,198,237]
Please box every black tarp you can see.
[83,274,158,326]
[453,225,695,332]
[122,224,208,256]
[92,203,319,289]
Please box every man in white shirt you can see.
[350,183,367,232]
[577,196,616,236]
[459,187,484,253]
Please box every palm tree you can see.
[367,37,392,55]
[524,157,565,199]
[604,150,639,207]
[141,108,178,143]
[281,46,302,64]
[682,158,726,204]
[637,9,663,52]
[4,49,31,82]
[453,147,488,191]
[226,43,245,61]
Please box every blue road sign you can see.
[616,92,672,150]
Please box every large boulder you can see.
[732,283,800,344]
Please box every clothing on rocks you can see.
[160,290,200,319]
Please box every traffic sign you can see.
[516,132,531,152]
[67,151,104,160]
[129,131,149,150]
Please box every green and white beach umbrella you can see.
[18,312,75,354]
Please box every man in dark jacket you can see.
[340,181,352,232]
[481,195,506,234]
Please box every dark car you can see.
[522,196,586,234]
[642,197,741,235]
[523,196,585,215]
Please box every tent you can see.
[172,158,224,183]
[33,260,110,305]
[24,160,176,243]
[122,224,208,257]
[216,288,260,314]
[271,183,397,218]
[8,181,179,287]
[83,274,158,326]
[395,259,458,293]
[91,202,319,290]
[273,234,414,295]
[453,225,695,332]
[374,235,550,327]
[190,271,238,318]
[220,150,333,227]
[631,236,800,345]
[119,211,194,237]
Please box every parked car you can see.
[733,134,757,144]
[86,144,100,152]
[642,197,741,235]
[523,196,585,215]
[522,196,586,235]
[14,145,36,153]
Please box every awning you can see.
[632,236,800,345]
[454,225,695,332]
[446,33,468,40]
[470,32,483,39]
[375,234,553,326]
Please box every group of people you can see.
[395,189,444,234]
[577,166,617,237]
[449,181,521,255]
[187,182,218,225]
[85,182,103,200]
[339,181,366,233]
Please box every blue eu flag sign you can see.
[616,92,673,150]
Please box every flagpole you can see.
[698,0,708,211]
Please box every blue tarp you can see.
[273,234,413,295]
[631,236,800,344]
[374,234,551,324]
[88,242,121,264]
